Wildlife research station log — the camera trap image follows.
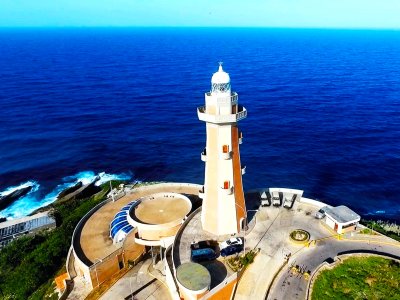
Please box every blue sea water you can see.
[0,28,399,221]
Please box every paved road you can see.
[268,236,400,300]
[234,201,400,300]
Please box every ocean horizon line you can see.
[0,26,399,31]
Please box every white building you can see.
[0,211,56,248]
[323,205,360,234]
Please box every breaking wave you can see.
[0,171,132,220]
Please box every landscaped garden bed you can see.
[289,229,310,244]
[311,256,400,300]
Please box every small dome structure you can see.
[211,63,231,93]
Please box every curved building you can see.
[128,192,192,248]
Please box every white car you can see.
[220,237,243,249]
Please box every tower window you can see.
[232,105,237,114]
[212,82,231,93]
[222,145,229,153]
[224,181,230,189]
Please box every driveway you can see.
[234,202,400,300]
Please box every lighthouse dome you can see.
[211,64,231,93]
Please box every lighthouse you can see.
[198,64,247,236]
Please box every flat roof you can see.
[132,194,191,225]
[0,211,54,229]
[176,262,211,292]
[324,205,360,224]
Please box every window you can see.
[224,181,230,189]
[232,105,237,114]
[212,82,231,93]
[222,145,229,153]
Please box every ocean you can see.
[0,28,399,221]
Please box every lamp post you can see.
[244,209,259,255]
[130,271,143,300]
[235,202,258,256]
[109,180,115,202]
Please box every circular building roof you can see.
[176,262,211,292]
[129,193,191,226]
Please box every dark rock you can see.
[0,186,33,210]
[57,181,83,199]
[58,176,101,202]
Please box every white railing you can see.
[201,149,207,162]
[197,106,247,124]
[241,165,246,175]
[198,186,205,198]
[217,92,238,105]
[205,92,238,105]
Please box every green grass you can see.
[311,256,400,300]
[0,180,127,300]
[360,220,400,242]
[359,228,378,235]
[227,250,257,272]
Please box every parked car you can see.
[191,248,218,262]
[191,240,219,252]
[315,207,326,219]
[221,245,243,257]
[272,191,281,206]
[220,237,243,250]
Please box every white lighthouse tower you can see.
[198,64,247,236]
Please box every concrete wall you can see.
[89,254,121,288]
[325,215,336,230]
[127,182,202,196]
[88,233,145,288]
[73,248,93,288]
[340,225,356,234]
[203,273,238,300]
[164,245,180,300]
[139,224,182,241]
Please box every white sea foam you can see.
[0,180,39,197]
[95,171,132,186]
[0,171,132,220]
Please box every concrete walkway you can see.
[67,276,92,300]
[234,202,400,300]
[99,259,171,300]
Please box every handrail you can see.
[197,106,247,124]
[205,91,238,104]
